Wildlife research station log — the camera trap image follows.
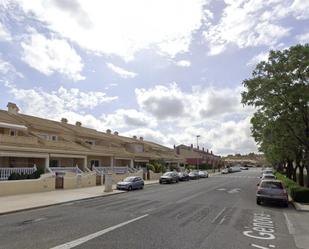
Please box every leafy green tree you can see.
[242,44,309,186]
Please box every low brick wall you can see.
[0,173,55,196]
[63,172,96,189]
[149,171,162,180]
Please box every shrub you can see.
[8,169,44,181]
[290,186,309,203]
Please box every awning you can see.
[50,154,86,159]
[0,151,48,158]
[0,122,27,130]
[115,157,132,160]
[134,159,149,163]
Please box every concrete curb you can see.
[288,194,309,212]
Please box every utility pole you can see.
[196,135,200,171]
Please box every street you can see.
[0,169,302,249]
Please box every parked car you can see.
[178,172,190,181]
[261,173,276,180]
[221,168,229,174]
[116,176,144,191]
[240,166,249,170]
[256,180,288,207]
[188,171,200,180]
[159,172,179,184]
[198,171,208,178]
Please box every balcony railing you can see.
[0,165,37,180]
[0,134,39,145]
[50,166,83,174]
[93,166,129,175]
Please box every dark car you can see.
[117,176,144,191]
[178,172,190,181]
[188,171,199,180]
[159,172,179,184]
[256,180,288,207]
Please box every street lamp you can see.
[196,135,200,170]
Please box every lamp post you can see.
[196,135,200,171]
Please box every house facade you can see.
[175,144,222,169]
[0,102,183,195]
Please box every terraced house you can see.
[175,144,222,169]
[0,102,182,196]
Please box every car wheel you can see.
[141,185,144,189]
[256,198,261,205]
[128,186,132,191]
[282,201,288,208]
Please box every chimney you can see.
[190,144,193,149]
[75,121,82,127]
[207,149,209,153]
[61,118,68,124]
[7,102,19,114]
[114,131,119,136]
[211,150,213,154]
[133,135,137,139]
[139,136,143,141]
[202,147,204,151]
[173,145,176,149]
[106,129,111,135]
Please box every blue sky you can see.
[0,0,308,155]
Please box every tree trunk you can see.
[292,161,298,182]
[299,164,304,186]
[286,159,294,179]
[305,150,309,188]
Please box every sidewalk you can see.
[0,180,158,215]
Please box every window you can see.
[90,160,100,167]
[51,135,58,141]
[9,129,17,136]
[85,140,95,145]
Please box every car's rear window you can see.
[261,182,283,189]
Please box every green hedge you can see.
[290,186,309,203]
[275,172,309,203]
[8,169,45,181]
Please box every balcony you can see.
[0,134,39,146]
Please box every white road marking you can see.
[283,213,295,234]
[219,216,226,225]
[211,207,226,223]
[228,188,241,194]
[50,214,149,249]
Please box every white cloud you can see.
[204,0,291,55]
[4,82,118,129]
[176,60,191,67]
[247,51,269,66]
[296,32,309,44]
[21,32,85,81]
[135,83,253,122]
[16,0,208,60]
[0,22,11,41]
[101,109,157,129]
[0,58,23,78]
[106,63,137,79]
[291,0,309,20]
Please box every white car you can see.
[198,171,208,178]
[221,168,229,174]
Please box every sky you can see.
[0,0,308,156]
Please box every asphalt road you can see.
[0,169,301,249]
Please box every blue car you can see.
[117,176,144,191]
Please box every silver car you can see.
[117,176,144,191]
[256,180,288,207]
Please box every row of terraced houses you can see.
[0,102,222,196]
